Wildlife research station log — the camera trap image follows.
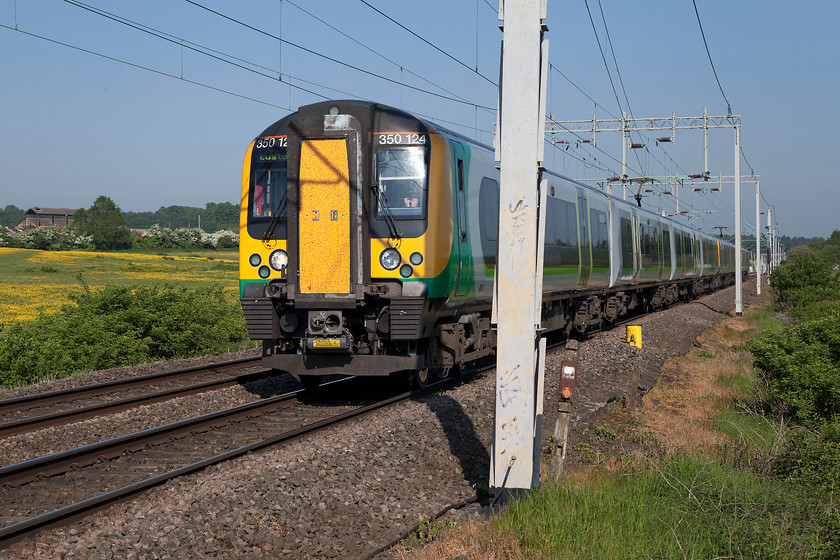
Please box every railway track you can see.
[0,374,459,546]
[0,356,265,437]
[0,293,734,548]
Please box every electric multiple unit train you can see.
[239,100,746,386]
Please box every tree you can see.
[74,196,133,250]
[0,205,24,228]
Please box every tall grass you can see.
[487,303,840,559]
[497,454,835,559]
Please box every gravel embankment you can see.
[0,284,763,559]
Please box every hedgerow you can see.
[769,247,840,317]
[749,310,840,423]
[747,236,840,492]
[0,284,250,387]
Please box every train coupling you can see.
[305,310,350,353]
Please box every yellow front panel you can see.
[299,139,351,294]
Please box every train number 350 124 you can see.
[378,133,426,145]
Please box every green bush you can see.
[748,310,840,424]
[0,284,250,387]
[774,419,840,492]
[770,248,840,312]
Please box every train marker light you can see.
[559,360,577,402]
[399,264,413,278]
[258,266,270,279]
[249,253,261,267]
[409,252,423,266]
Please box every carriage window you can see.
[251,160,288,221]
[375,146,428,220]
[620,215,633,267]
[557,199,578,247]
[479,178,499,242]
[589,208,608,250]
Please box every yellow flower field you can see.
[0,248,239,325]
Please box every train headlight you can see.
[269,249,288,271]
[379,248,401,271]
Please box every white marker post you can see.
[491,0,548,502]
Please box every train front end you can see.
[239,101,454,380]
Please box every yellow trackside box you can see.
[626,325,642,348]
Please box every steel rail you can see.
[0,388,302,487]
[0,380,426,545]
[0,356,261,413]
[0,369,275,438]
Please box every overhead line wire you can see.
[582,0,648,176]
[549,121,642,178]
[0,23,292,111]
[65,1,371,102]
[1,22,487,142]
[64,0,330,100]
[549,62,696,183]
[284,0,487,111]
[583,1,624,124]
[549,63,617,119]
[691,1,760,194]
[182,0,494,110]
[357,0,498,87]
[594,0,644,174]
[692,0,731,115]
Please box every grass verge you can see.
[393,303,840,559]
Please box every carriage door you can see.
[576,188,591,288]
[298,138,351,294]
[452,141,471,298]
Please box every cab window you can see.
[251,165,287,220]
[375,146,428,220]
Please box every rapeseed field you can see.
[0,247,238,325]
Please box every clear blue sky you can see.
[1,0,837,238]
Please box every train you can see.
[238,100,748,387]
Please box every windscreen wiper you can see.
[262,195,288,245]
[372,184,402,240]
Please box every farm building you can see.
[19,207,77,228]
